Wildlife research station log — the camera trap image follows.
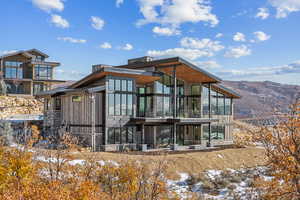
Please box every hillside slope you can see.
[223,81,300,119]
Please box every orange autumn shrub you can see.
[241,101,300,199]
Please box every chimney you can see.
[92,64,112,73]
[128,56,153,64]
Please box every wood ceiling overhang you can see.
[69,67,161,89]
[118,57,222,84]
[212,84,241,99]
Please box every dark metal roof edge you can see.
[69,66,160,89]
[27,49,49,58]
[0,49,49,59]
[213,84,242,99]
[0,50,32,59]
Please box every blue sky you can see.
[1,0,300,84]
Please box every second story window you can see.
[55,97,61,111]
[107,77,134,116]
[35,65,52,80]
[5,67,23,79]
[35,56,44,62]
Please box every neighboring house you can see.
[0,49,64,95]
[37,57,241,151]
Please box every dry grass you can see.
[72,147,266,179]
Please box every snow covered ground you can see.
[167,167,271,199]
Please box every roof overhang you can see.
[27,49,49,58]
[212,84,241,99]
[0,51,34,59]
[0,49,49,59]
[35,85,106,97]
[117,57,222,84]
[31,61,60,66]
[69,67,162,89]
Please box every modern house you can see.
[0,49,64,95]
[37,56,241,151]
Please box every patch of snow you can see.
[97,160,106,166]
[34,155,66,163]
[68,159,86,166]
[167,173,190,199]
[206,169,222,179]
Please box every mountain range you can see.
[223,81,300,119]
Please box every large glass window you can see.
[115,79,121,91]
[137,86,154,117]
[108,79,115,91]
[202,124,225,140]
[5,66,23,79]
[33,83,45,94]
[35,65,52,80]
[107,127,136,144]
[55,97,61,111]
[107,77,135,116]
[131,97,135,114]
[121,94,127,116]
[202,86,209,115]
[217,93,225,115]
[156,125,173,148]
[35,56,44,62]
[225,98,232,115]
[115,93,121,116]
[5,61,23,67]
[108,94,115,115]
[211,90,217,115]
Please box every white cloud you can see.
[31,0,64,12]
[51,14,69,28]
[233,32,246,42]
[253,31,271,42]
[57,37,87,44]
[116,0,124,7]
[100,42,112,49]
[147,48,213,60]
[91,16,105,30]
[196,60,221,69]
[54,68,87,80]
[225,45,251,58]
[121,43,133,51]
[255,8,270,19]
[152,26,180,36]
[137,0,219,28]
[180,37,224,52]
[1,50,18,55]
[218,60,300,77]
[215,33,223,38]
[269,0,300,18]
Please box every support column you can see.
[141,124,145,144]
[172,65,177,150]
[208,83,212,147]
[0,59,3,74]
[91,93,96,152]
